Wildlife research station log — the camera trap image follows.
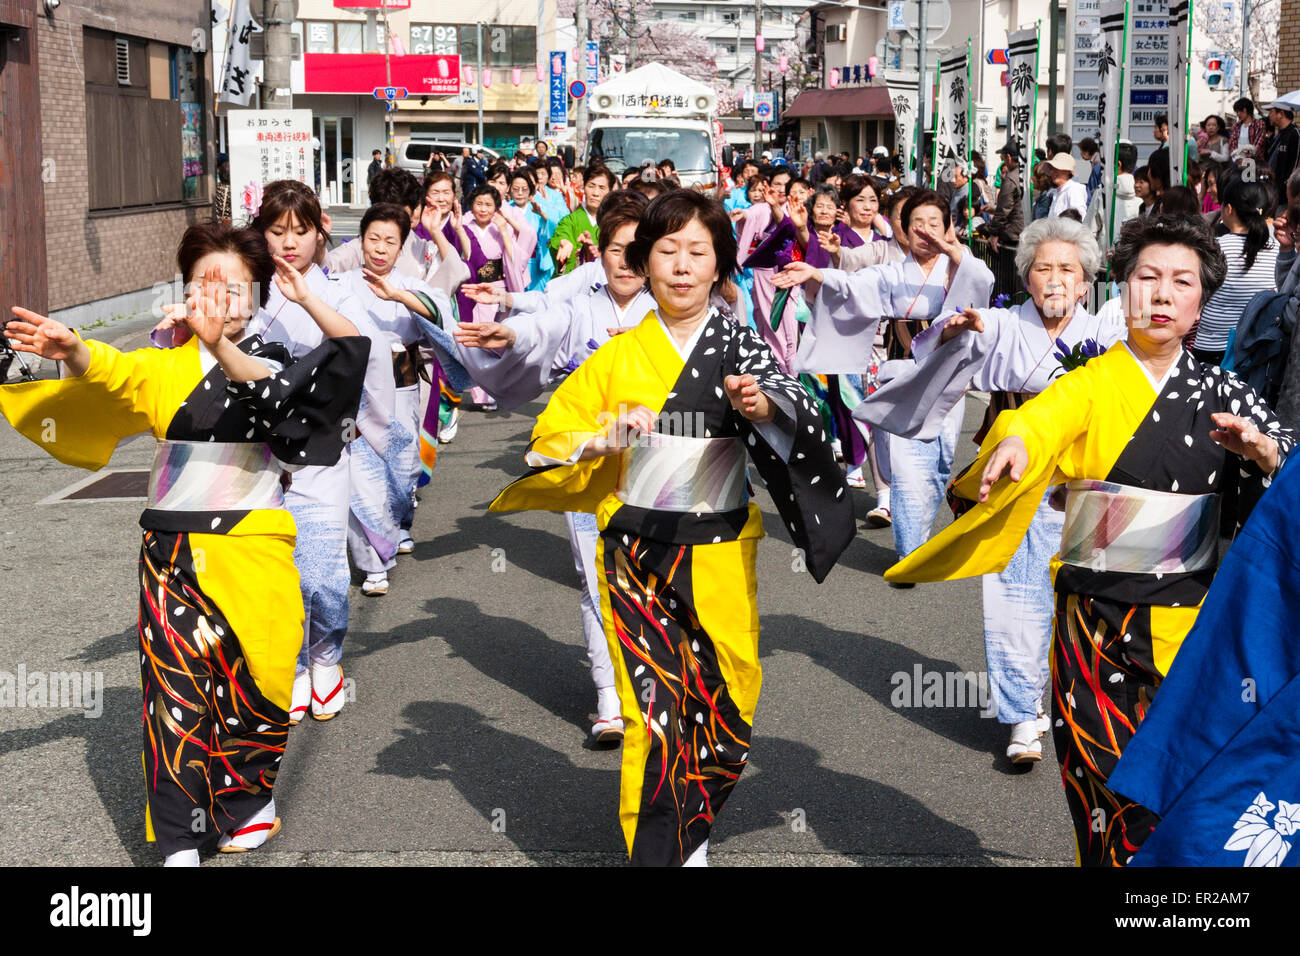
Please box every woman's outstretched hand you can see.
[978,435,1029,502]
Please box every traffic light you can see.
[1204,51,1226,89]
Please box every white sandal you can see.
[1007,720,1043,764]
[361,573,388,597]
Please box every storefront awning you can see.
[784,87,895,119]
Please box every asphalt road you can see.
[0,322,1075,866]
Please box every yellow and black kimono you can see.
[492,307,853,866]
[0,333,366,856]
[887,344,1293,866]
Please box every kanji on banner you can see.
[218,0,261,106]
[885,70,920,179]
[1167,0,1192,185]
[934,44,971,190]
[1006,26,1040,225]
[1086,0,1130,252]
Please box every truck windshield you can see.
[589,127,713,174]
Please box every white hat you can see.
[762,150,772,159]
[873,146,889,157]
[1046,153,1076,173]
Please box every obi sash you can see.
[476,258,504,283]
[147,439,285,513]
[1058,479,1219,575]
[615,434,748,513]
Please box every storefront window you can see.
[306,21,334,54]
[459,25,479,63]
[410,25,433,55]
[336,22,363,55]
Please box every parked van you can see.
[396,139,500,175]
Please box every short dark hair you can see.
[839,173,880,207]
[360,202,412,246]
[1116,142,1138,174]
[628,179,668,199]
[372,149,382,157]
[625,190,737,285]
[466,185,502,211]
[597,189,650,250]
[251,179,331,248]
[507,168,536,195]
[1110,213,1228,306]
[1154,185,1201,217]
[177,221,276,308]
[1045,132,1073,158]
[485,162,510,182]
[584,163,616,188]
[423,170,455,195]
[369,168,423,209]
[899,188,951,233]
[1234,97,1255,115]
[768,166,793,186]
[658,158,676,172]
[1155,112,1169,127]
[886,184,919,213]
[1148,151,1171,190]
[1078,137,1099,156]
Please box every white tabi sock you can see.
[683,839,709,867]
[596,685,621,721]
[163,848,200,867]
[217,797,277,850]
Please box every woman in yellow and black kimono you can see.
[0,223,366,866]
[887,214,1293,865]
[491,191,855,866]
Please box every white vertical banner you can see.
[974,105,997,165]
[1090,0,1130,251]
[885,70,920,179]
[1167,0,1192,185]
[1006,26,1041,226]
[218,0,261,106]
[935,46,969,186]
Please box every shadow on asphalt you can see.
[414,597,591,733]
[723,734,999,863]
[413,514,577,592]
[0,680,155,866]
[372,699,627,858]
[760,614,1009,761]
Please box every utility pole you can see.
[260,0,296,110]
[381,0,394,164]
[476,21,485,145]
[629,0,638,70]
[1241,0,1252,100]
[755,0,763,148]
[916,0,927,186]
[537,0,546,144]
[577,0,589,152]
[1047,0,1059,137]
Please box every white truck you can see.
[584,63,727,193]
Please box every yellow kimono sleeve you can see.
[0,339,181,470]
[490,336,622,514]
[886,357,1104,583]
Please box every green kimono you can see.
[549,206,598,275]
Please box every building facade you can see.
[3,0,213,322]
[282,0,557,207]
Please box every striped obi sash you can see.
[616,434,748,513]
[148,440,285,513]
[1058,479,1219,574]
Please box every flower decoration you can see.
[1053,336,1105,372]
[241,180,263,221]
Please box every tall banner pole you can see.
[1168,1,1192,185]
[886,70,921,184]
[1006,24,1041,227]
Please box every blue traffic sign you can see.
[569,80,587,99]
[373,86,409,100]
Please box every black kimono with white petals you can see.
[492,307,852,865]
